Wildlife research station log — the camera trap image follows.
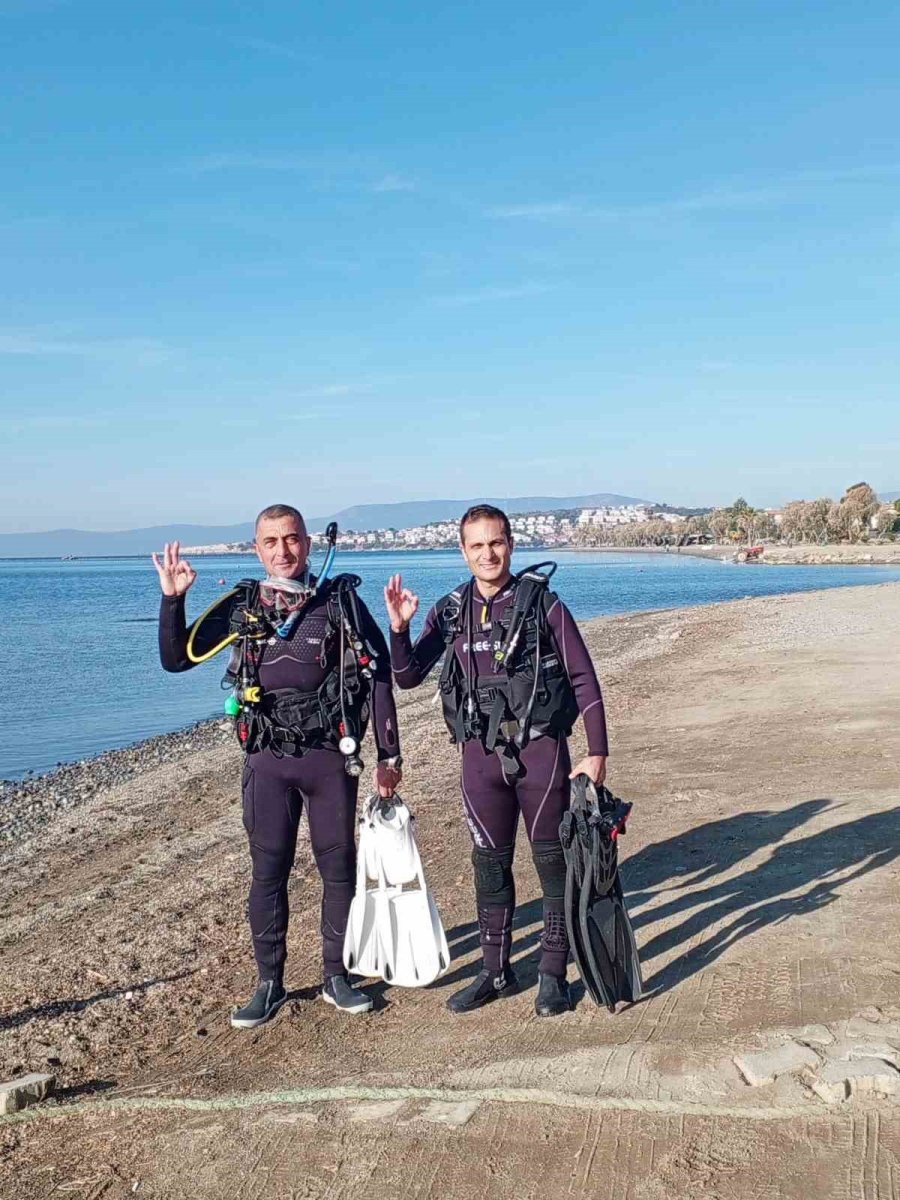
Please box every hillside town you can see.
[179,485,900,556]
[182,503,669,554]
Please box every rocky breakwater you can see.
[760,543,900,565]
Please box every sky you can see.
[2,0,899,532]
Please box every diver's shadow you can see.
[620,801,900,996]
[0,970,198,1034]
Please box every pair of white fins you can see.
[343,794,451,988]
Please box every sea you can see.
[2,548,899,781]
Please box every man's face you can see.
[460,517,514,586]
[255,515,311,579]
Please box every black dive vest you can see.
[436,565,579,763]
[224,574,375,757]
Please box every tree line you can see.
[574,483,900,548]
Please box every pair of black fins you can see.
[559,775,643,1012]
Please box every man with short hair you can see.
[385,504,608,1016]
[155,504,401,1027]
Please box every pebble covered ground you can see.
[0,721,233,849]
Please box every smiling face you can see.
[254,514,311,579]
[460,515,514,588]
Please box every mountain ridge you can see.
[0,492,654,558]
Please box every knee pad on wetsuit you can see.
[471,845,515,906]
[531,840,567,902]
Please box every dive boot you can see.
[534,972,572,1017]
[447,966,519,1014]
[321,973,374,1014]
[230,979,287,1029]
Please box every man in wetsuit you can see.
[156,504,402,1028]
[385,504,608,1017]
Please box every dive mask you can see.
[259,574,314,636]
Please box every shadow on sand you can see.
[430,799,899,1005]
[0,970,198,1034]
[620,800,900,994]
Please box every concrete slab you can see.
[810,1059,900,1104]
[734,1042,820,1087]
[0,1073,55,1115]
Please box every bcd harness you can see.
[436,563,580,777]
[220,574,378,773]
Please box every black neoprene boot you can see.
[321,973,373,1014]
[534,972,572,1017]
[230,979,287,1029]
[447,966,519,1014]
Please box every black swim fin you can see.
[560,776,643,1012]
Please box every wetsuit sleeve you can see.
[158,595,194,673]
[355,599,401,761]
[546,599,609,756]
[389,605,446,690]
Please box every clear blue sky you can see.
[3,1,898,532]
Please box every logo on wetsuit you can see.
[462,637,503,654]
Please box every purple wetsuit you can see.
[391,575,607,978]
[160,582,399,983]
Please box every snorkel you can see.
[187,522,340,668]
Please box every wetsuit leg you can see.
[241,755,303,984]
[515,735,573,978]
[298,748,359,980]
[460,742,520,971]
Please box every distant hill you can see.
[881,491,900,503]
[0,523,257,559]
[0,492,655,558]
[322,492,652,532]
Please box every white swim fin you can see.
[382,883,451,988]
[376,804,450,989]
[361,794,419,885]
[344,816,389,978]
[345,794,451,989]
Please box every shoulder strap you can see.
[323,573,361,624]
[323,573,381,677]
[435,583,469,645]
[437,582,472,696]
[324,572,362,595]
[492,564,557,668]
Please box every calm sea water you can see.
[2,548,899,780]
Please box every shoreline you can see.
[4,565,900,792]
[5,542,900,565]
[5,577,900,845]
[567,542,900,565]
[0,719,232,847]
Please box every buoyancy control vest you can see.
[436,563,579,772]
[218,574,378,765]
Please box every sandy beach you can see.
[2,582,898,1198]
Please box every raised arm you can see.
[385,573,446,689]
[355,598,401,761]
[158,594,195,673]
[153,542,199,673]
